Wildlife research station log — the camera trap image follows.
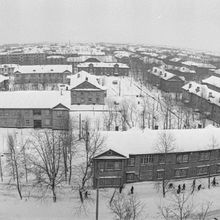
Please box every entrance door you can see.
[34,120,42,128]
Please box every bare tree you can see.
[75,119,105,203]
[155,131,176,197]
[109,192,144,220]
[207,136,219,189]
[7,134,23,200]
[159,190,212,220]
[27,130,65,202]
[159,190,194,220]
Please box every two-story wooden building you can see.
[182,82,220,124]
[0,91,70,130]
[13,65,72,86]
[93,129,220,188]
[149,67,185,94]
[77,62,129,76]
[69,71,107,105]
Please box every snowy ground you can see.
[0,177,220,219]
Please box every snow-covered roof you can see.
[46,55,65,59]
[0,75,9,83]
[151,67,183,81]
[169,58,182,62]
[68,71,106,90]
[202,76,220,89]
[0,91,70,109]
[67,55,117,63]
[101,128,220,157]
[14,65,72,74]
[182,61,216,69]
[182,81,220,107]
[77,62,129,69]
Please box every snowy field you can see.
[0,177,220,219]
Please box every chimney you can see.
[77,73,80,78]
[189,83,192,88]
[85,77,88,81]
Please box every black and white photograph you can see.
[1,0,220,219]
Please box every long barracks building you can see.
[93,128,220,188]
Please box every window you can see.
[25,120,30,125]
[114,161,122,170]
[105,161,114,170]
[128,158,135,166]
[197,166,209,175]
[98,162,105,172]
[96,97,100,103]
[105,161,121,170]
[126,173,135,181]
[56,111,63,117]
[174,168,188,177]
[158,154,165,164]
[34,120,42,128]
[33,109,41,115]
[157,170,164,179]
[176,154,189,163]
[141,155,153,165]
[44,110,50,115]
[88,98,92,102]
[199,152,210,161]
[217,164,220,173]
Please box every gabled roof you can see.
[14,65,72,74]
[0,91,70,109]
[68,71,106,91]
[202,76,220,89]
[94,149,127,160]
[77,62,129,69]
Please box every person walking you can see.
[130,186,134,194]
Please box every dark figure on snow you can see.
[191,179,196,194]
[119,185,123,193]
[130,186,134,194]
[168,183,173,189]
[198,184,202,191]
[178,184,181,192]
[177,188,181,194]
[212,177,216,187]
[182,183,186,191]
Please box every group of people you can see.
[119,184,134,195]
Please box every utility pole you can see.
[96,176,99,220]
[0,154,3,182]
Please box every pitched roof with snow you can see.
[101,128,220,157]
[182,61,216,69]
[202,76,220,89]
[0,91,70,109]
[151,67,184,81]
[67,55,117,63]
[77,62,129,69]
[182,81,220,107]
[0,75,9,83]
[14,65,72,74]
[68,71,106,91]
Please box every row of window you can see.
[128,151,215,166]
[126,164,220,181]
[98,161,122,171]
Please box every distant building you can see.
[46,55,67,65]
[0,64,18,76]
[67,55,118,73]
[69,71,107,105]
[149,67,185,94]
[0,52,46,65]
[77,62,129,76]
[0,75,9,90]
[13,65,72,86]
[0,91,69,130]
[182,82,220,125]
[202,76,220,93]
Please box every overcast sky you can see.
[0,0,220,52]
